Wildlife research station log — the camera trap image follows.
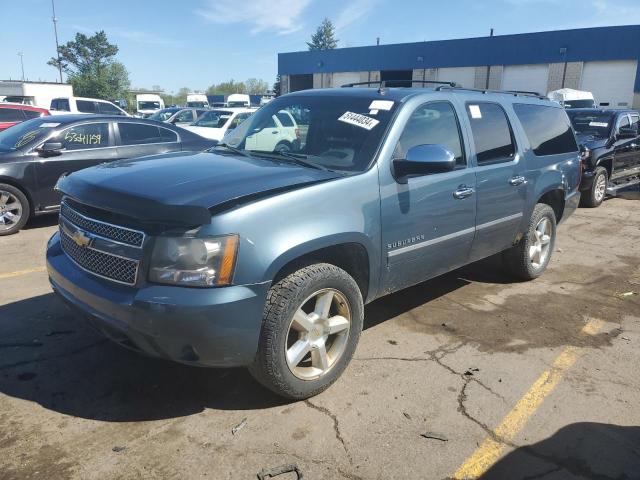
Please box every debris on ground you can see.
[615,291,636,299]
[112,446,126,453]
[403,412,412,420]
[420,432,449,442]
[387,339,398,345]
[231,418,248,435]
[464,368,480,376]
[257,463,303,479]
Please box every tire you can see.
[249,263,364,399]
[0,183,30,236]
[503,203,556,281]
[274,141,291,153]
[580,166,608,208]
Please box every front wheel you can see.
[250,263,364,399]
[503,203,557,280]
[581,166,608,208]
[0,183,30,236]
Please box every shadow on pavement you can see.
[480,422,640,479]
[24,214,59,230]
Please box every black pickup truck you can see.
[567,109,640,207]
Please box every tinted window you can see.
[50,99,58,110]
[119,123,165,145]
[174,110,194,123]
[58,99,70,111]
[23,110,44,119]
[76,100,97,113]
[466,103,515,165]
[394,101,465,167]
[630,115,639,131]
[618,115,630,131]
[57,123,109,150]
[513,104,578,156]
[159,127,177,142]
[193,110,232,128]
[99,102,124,115]
[0,108,25,122]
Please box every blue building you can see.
[278,25,640,108]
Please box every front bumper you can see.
[47,232,270,367]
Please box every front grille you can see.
[60,202,144,247]
[60,228,138,285]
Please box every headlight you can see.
[149,234,238,287]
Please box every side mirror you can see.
[393,144,456,181]
[617,126,638,139]
[38,142,64,157]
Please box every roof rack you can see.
[341,79,458,93]
[435,85,548,100]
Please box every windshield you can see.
[227,101,248,107]
[148,108,179,121]
[0,118,58,150]
[564,99,596,109]
[567,111,614,138]
[138,101,161,110]
[192,110,233,128]
[187,101,208,108]
[223,95,398,172]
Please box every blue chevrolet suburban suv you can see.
[47,84,581,399]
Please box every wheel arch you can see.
[536,188,565,223]
[0,176,35,217]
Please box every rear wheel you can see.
[581,166,607,208]
[274,141,292,153]
[0,183,29,236]
[503,203,556,280]
[250,263,363,399]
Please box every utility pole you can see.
[17,52,25,81]
[51,0,63,83]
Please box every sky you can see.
[1,0,640,94]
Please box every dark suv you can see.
[567,109,640,207]
[47,85,581,399]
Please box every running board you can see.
[607,177,640,196]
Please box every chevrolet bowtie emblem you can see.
[71,230,92,248]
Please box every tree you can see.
[273,75,281,97]
[206,80,246,95]
[48,31,130,99]
[307,18,338,50]
[245,78,269,94]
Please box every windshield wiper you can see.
[210,143,253,158]
[249,150,329,171]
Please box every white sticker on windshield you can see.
[369,109,379,115]
[40,122,60,128]
[589,121,608,127]
[469,105,482,119]
[368,100,394,111]
[338,111,380,130]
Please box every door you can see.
[115,122,182,159]
[380,100,477,293]
[35,121,116,208]
[463,101,527,261]
[612,114,640,181]
[581,60,637,108]
[502,64,549,94]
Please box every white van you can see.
[136,94,165,117]
[547,88,596,109]
[50,96,129,116]
[226,93,251,107]
[186,94,209,108]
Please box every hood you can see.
[575,133,608,149]
[57,151,341,226]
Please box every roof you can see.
[44,114,168,123]
[565,108,638,115]
[0,102,49,112]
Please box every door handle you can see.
[509,176,527,186]
[453,187,475,199]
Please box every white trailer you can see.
[136,93,165,117]
[0,81,73,109]
[547,88,596,109]
[186,94,209,108]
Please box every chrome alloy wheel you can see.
[594,173,607,203]
[0,190,22,232]
[529,217,552,269]
[285,288,351,380]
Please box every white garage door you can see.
[437,67,476,88]
[332,72,361,88]
[581,60,637,109]
[502,64,549,94]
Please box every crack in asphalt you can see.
[304,399,352,464]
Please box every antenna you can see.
[17,52,25,81]
[51,0,63,83]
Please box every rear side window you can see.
[631,114,639,131]
[76,100,97,113]
[118,123,177,145]
[466,103,515,165]
[159,127,177,142]
[98,102,124,115]
[0,108,25,122]
[23,110,44,119]
[513,104,578,156]
[276,111,294,127]
[57,123,110,150]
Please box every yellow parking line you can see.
[453,318,604,480]
[0,266,47,280]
